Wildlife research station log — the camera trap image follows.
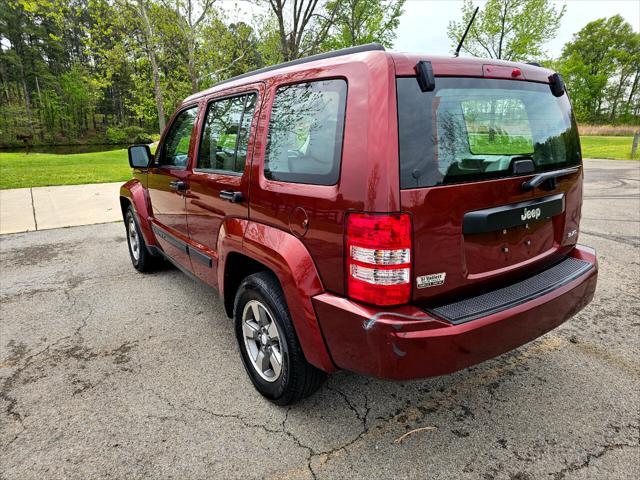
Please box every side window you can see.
[197,93,257,173]
[235,94,257,172]
[159,106,198,168]
[265,79,347,185]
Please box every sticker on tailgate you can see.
[417,272,446,289]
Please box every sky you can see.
[222,0,640,60]
[394,0,640,58]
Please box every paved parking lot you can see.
[1,159,638,479]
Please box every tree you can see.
[134,0,166,132]
[255,14,286,65]
[0,0,407,147]
[264,0,342,61]
[557,16,640,123]
[447,0,565,61]
[0,0,91,142]
[86,0,137,127]
[0,0,59,137]
[199,20,264,87]
[323,0,405,50]
[114,0,167,133]
[162,0,216,93]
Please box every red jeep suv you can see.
[120,44,598,405]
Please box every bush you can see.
[125,126,153,144]
[106,126,128,144]
[106,125,154,144]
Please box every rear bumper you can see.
[313,245,597,380]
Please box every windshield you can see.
[397,77,581,189]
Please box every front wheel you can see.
[234,272,326,405]
[125,206,160,272]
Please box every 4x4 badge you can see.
[417,272,446,289]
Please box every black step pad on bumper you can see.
[426,257,594,325]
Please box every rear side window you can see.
[197,93,257,173]
[397,77,581,189]
[265,79,347,185]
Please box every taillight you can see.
[346,213,412,306]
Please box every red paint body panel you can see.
[186,82,264,287]
[403,168,584,305]
[391,53,554,83]
[313,245,597,380]
[216,217,248,296]
[120,179,157,248]
[146,168,193,269]
[145,101,202,270]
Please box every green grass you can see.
[468,133,533,155]
[0,135,636,190]
[469,133,638,160]
[0,149,132,189]
[580,136,637,160]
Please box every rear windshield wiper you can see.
[521,166,580,192]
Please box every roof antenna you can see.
[454,6,479,57]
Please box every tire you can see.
[234,271,326,405]
[125,205,160,272]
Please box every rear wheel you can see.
[234,272,326,405]
[125,206,160,272]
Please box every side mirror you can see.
[128,144,153,169]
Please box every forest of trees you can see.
[1,0,638,148]
[0,0,406,147]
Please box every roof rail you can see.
[211,43,386,89]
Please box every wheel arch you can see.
[222,252,269,318]
[119,180,156,248]
[219,220,337,373]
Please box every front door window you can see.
[158,107,199,168]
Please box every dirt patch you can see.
[0,242,74,267]
[0,341,28,367]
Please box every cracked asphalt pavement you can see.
[1,159,638,479]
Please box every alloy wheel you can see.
[241,300,283,382]
[127,215,140,262]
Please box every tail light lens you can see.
[346,213,412,306]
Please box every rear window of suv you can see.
[397,77,581,189]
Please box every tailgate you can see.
[402,173,582,303]
[395,75,583,303]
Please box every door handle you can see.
[169,180,187,192]
[219,190,243,203]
